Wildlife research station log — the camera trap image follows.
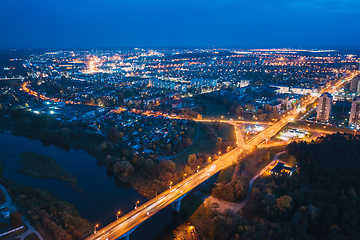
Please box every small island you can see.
[17,152,78,186]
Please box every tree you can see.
[107,127,121,143]
[209,216,228,240]
[144,159,157,174]
[101,141,108,150]
[185,138,193,147]
[265,104,272,113]
[184,165,192,176]
[262,150,271,162]
[61,127,70,140]
[188,153,197,165]
[258,113,268,121]
[159,159,176,173]
[104,155,113,167]
[275,195,293,213]
[114,161,134,177]
[246,104,255,112]
[252,145,257,152]
[166,144,172,153]
[306,103,314,112]
[10,211,23,228]
[216,137,223,150]
[288,155,297,167]
[273,107,279,114]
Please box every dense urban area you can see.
[0,48,360,240]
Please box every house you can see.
[270,162,295,177]
[172,100,186,109]
[132,144,141,150]
[143,149,154,154]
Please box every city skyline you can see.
[1,0,360,239]
[1,0,360,49]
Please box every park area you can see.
[171,122,236,169]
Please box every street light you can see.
[169,181,173,188]
[135,201,140,209]
[94,224,99,233]
[117,211,121,220]
[197,165,200,172]
[183,173,187,180]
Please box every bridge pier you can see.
[171,192,188,212]
[116,224,141,240]
[171,200,181,212]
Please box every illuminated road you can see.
[85,71,359,240]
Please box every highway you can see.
[85,71,359,240]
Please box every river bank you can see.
[0,110,166,200]
[0,176,93,240]
[0,132,170,240]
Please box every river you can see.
[0,132,173,240]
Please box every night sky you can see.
[1,0,359,49]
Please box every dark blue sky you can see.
[1,0,359,49]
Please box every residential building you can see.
[172,100,186,109]
[349,97,360,128]
[316,92,332,121]
[350,77,359,92]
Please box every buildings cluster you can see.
[1,48,359,130]
[314,75,360,129]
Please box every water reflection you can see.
[0,132,173,240]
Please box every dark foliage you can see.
[196,133,360,240]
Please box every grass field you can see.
[200,101,233,120]
[216,165,235,183]
[172,127,215,168]
[216,145,287,186]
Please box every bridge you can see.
[85,71,359,240]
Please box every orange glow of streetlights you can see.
[135,201,140,209]
[117,211,121,220]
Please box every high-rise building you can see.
[316,92,332,121]
[350,77,359,92]
[349,97,360,128]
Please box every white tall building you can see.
[350,77,359,92]
[349,97,360,128]
[316,92,332,121]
